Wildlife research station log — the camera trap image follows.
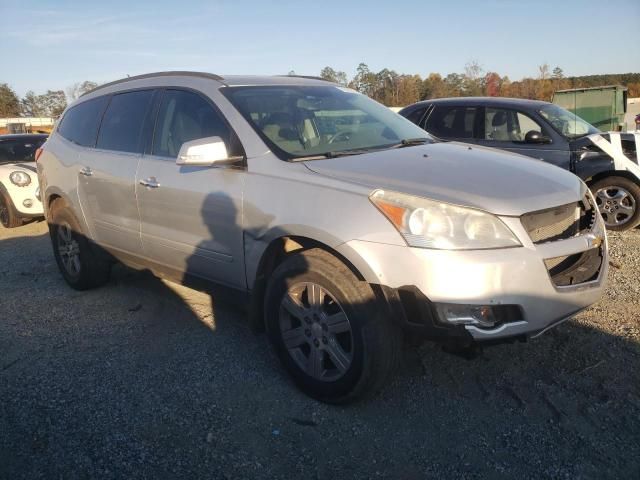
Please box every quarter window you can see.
[97,90,155,154]
[484,108,544,142]
[405,107,427,127]
[426,106,476,139]
[152,90,232,158]
[58,96,109,147]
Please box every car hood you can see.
[0,161,37,173]
[303,142,584,216]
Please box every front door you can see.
[77,89,156,254]
[136,89,246,289]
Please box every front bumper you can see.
[337,215,608,343]
[9,185,43,216]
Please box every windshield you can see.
[223,85,432,159]
[538,104,599,139]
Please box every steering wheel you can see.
[328,131,352,144]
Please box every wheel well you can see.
[586,170,640,188]
[247,235,365,333]
[47,193,63,211]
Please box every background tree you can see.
[0,83,21,117]
[21,91,45,117]
[395,75,422,106]
[319,67,348,86]
[552,66,564,79]
[627,82,640,97]
[484,72,502,97]
[21,90,67,117]
[536,63,554,100]
[443,73,465,97]
[420,73,447,100]
[463,60,484,96]
[350,63,377,97]
[66,81,98,101]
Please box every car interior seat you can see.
[260,112,304,152]
[489,111,510,141]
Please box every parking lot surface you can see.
[1,221,639,479]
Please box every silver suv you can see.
[38,72,608,403]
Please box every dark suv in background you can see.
[399,98,640,230]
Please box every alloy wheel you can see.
[57,222,81,276]
[279,282,354,382]
[595,186,636,228]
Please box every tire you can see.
[264,248,402,404]
[590,176,640,231]
[48,199,111,290]
[0,190,22,228]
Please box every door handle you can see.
[79,166,93,177]
[139,177,160,188]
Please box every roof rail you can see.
[274,74,329,82]
[81,71,224,97]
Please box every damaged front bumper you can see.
[337,214,608,347]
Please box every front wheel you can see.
[264,248,402,404]
[0,190,22,228]
[591,176,640,231]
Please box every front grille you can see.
[544,247,603,287]
[521,193,595,244]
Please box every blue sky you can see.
[2,0,639,96]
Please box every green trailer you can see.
[552,85,628,132]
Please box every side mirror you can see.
[524,130,551,144]
[176,136,232,166]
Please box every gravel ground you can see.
[1,221,638,479]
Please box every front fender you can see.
[244,223,381,289]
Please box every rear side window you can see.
[97,90,155,154]
[426,106,477,139]
[58,97,109,147]
[152,90,232,158]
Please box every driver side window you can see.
[152,90,232,158]
[484,108,543,142]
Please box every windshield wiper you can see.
[291,139,432,161]
[292,148,383,161]
[386,138,432,149]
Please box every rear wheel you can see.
[264,248,402,404]
[0,190,22,228]
[48,200,111,290]
[591,176,640,231]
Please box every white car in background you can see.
[0,133,47,228]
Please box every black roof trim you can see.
[0,133,49,139]
[81,71,225,97]
[274,75,328,82]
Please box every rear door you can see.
[77,89,156,254]
[136,88,246,289]
[477,106,571,169]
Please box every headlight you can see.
[9,171,31,187]
[370,189,521,250]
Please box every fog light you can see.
[23,199,33,208]
[435,303,497,328]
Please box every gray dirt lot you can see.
[1,221,638,480]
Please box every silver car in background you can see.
[38,72,608,403]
